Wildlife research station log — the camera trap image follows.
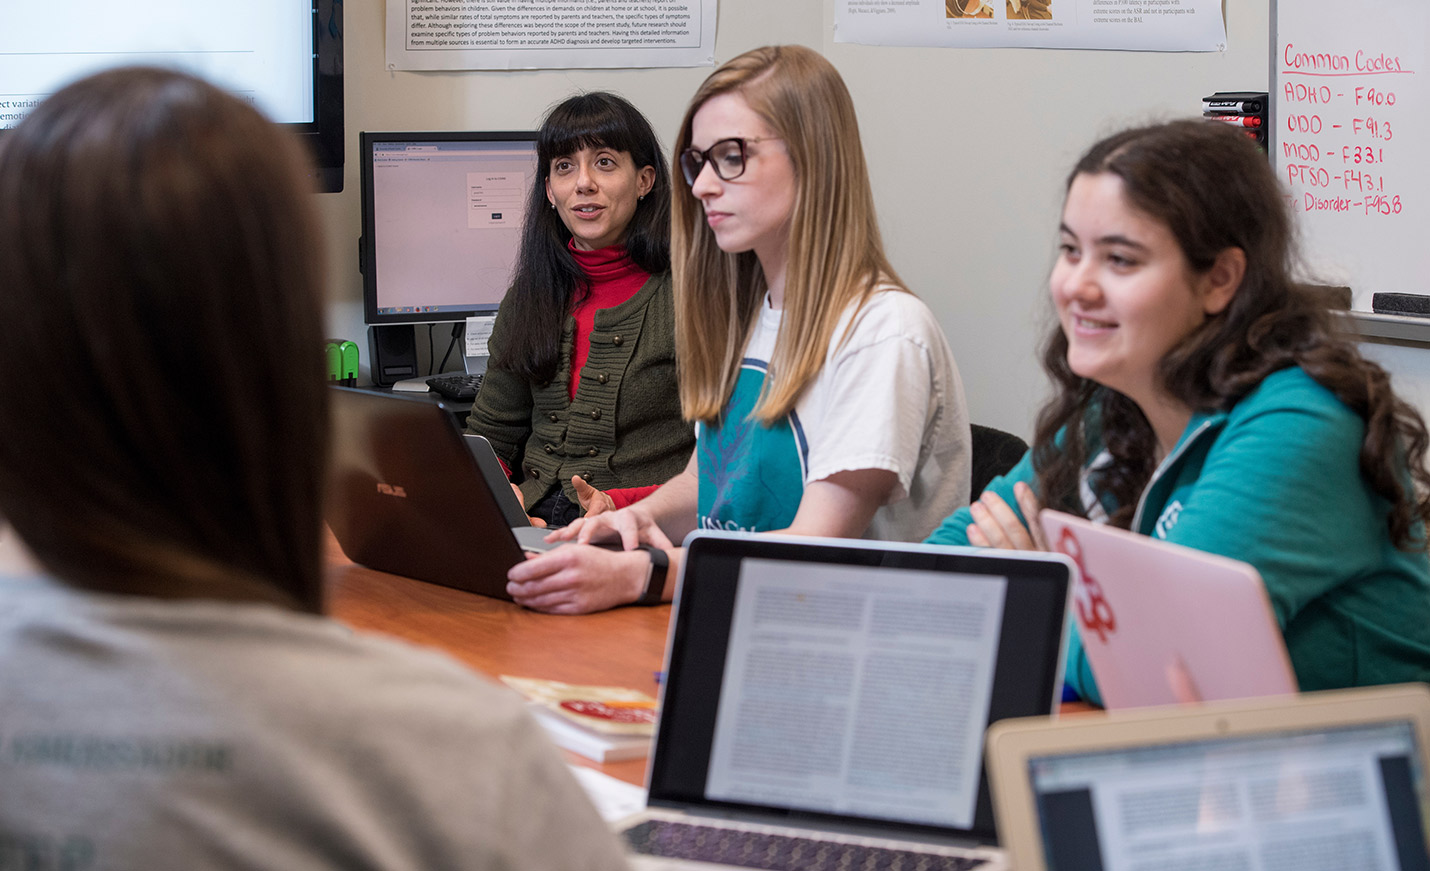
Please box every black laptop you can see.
[326,387,560,600]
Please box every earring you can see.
[549,202,555,210]
[638,195,645,202]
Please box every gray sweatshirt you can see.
[0,575,630,871]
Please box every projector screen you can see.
[0,0,344,191]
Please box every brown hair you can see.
[671,45,906,424]
[1033,119,1430,547]
[0,67,329,610]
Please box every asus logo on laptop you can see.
[376,483,408,498]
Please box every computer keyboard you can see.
[426,372,483,401]
[622,820,987,871]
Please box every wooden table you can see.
[325,534,1091,788]
[324,534,670,785]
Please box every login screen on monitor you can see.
[361,132,539,324]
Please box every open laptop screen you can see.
[1027,721,1430,871]
[705,558,1007,829]
[649,534,1072,843]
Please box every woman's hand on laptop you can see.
[966,482,1048,550]
[506,546,652,614]
[546,503,674,552]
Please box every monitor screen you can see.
[1027,721,1430,870]
[0,0,344,192]
[360,131,540,325]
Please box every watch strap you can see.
[635,545,668,606]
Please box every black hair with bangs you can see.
[491,91,671,380]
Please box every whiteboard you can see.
[1271,0,1430,310]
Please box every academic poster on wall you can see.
[386,0,716,70]
[835,0,1225,51]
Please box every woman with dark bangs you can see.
[465,92,693,529]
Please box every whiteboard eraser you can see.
[1372,293,1430,318]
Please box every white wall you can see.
[321,0,1273,437]
[1362,341,1430,419]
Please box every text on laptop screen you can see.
[648,537,1071,843]
[1028,721,1430,871]
[704,559,1008,830]
[362,133,539,324]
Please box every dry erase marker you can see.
[1203,99,1263,114]
[1204,114,1262,128]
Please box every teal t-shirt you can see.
[696,359,807,532]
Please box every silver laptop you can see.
[462,433,533,528]
[986,683,1430,871]
[326,387,563,600]
[616,531,1076,870]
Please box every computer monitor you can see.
[359,131,541,327]
[0,0,344,193]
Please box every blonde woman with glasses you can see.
[509,45,971,614]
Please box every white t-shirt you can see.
[696,288,970,542]
[0,575,631,871]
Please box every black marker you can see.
[1204,99,1264,114]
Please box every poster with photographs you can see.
[838,0,1224,51]
[946,0,1050,19]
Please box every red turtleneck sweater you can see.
[564,243,659,509]
[568,243,649,398]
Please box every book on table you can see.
[501,676,656,763]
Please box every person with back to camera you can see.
[464,92,693,529]
[0,66,629,869]
[507,45,972,614]
[927,119,1430,704]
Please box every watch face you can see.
[639,547,668,605]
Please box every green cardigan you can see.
[464,272,693,509]
[927,367,1430,704]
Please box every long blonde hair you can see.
[672,45,906,424]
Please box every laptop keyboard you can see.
[622,819,987,871]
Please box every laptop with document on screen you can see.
[985,683,1430,871]
[616,531,1075,870]
[1038,509,1297,709]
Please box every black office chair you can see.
[969,423,1029,497]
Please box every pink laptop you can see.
[1038,510,1297,708]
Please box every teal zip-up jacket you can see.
[927,367,1430,705]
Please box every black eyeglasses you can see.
[679,137,780,186]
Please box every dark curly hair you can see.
[1032,119,1430,548]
